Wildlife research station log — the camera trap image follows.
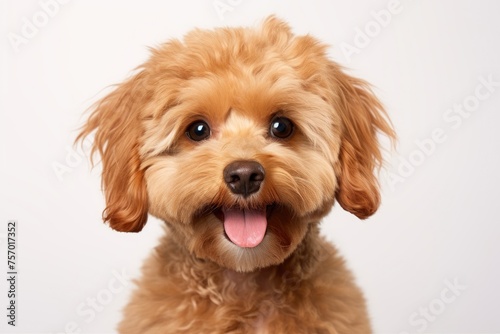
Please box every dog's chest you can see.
[201,269,283,331]
[222,270,290,334]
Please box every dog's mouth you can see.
[212,204,275,248]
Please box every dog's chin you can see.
[189,203,310,272]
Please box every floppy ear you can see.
[76,72,149,232]
[330,64,395,219]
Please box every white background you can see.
[1,0,500,333]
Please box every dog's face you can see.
[78,17,394,272]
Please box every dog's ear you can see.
[76,72,149,232]
[329,64,395,219]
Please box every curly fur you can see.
[77,16,395,333]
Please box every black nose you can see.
[223,160,265,197]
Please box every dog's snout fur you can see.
[223,160,265,197]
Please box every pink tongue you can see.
[223,208,267,248]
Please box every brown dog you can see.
[78,16,394,333]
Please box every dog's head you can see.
[78,17,394,272]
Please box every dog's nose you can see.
[223,160,265,197]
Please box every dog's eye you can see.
[269,117,294,139]
[186,121,211,141]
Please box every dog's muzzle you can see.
[221,160,267,248]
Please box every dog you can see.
[77,16,394,333]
